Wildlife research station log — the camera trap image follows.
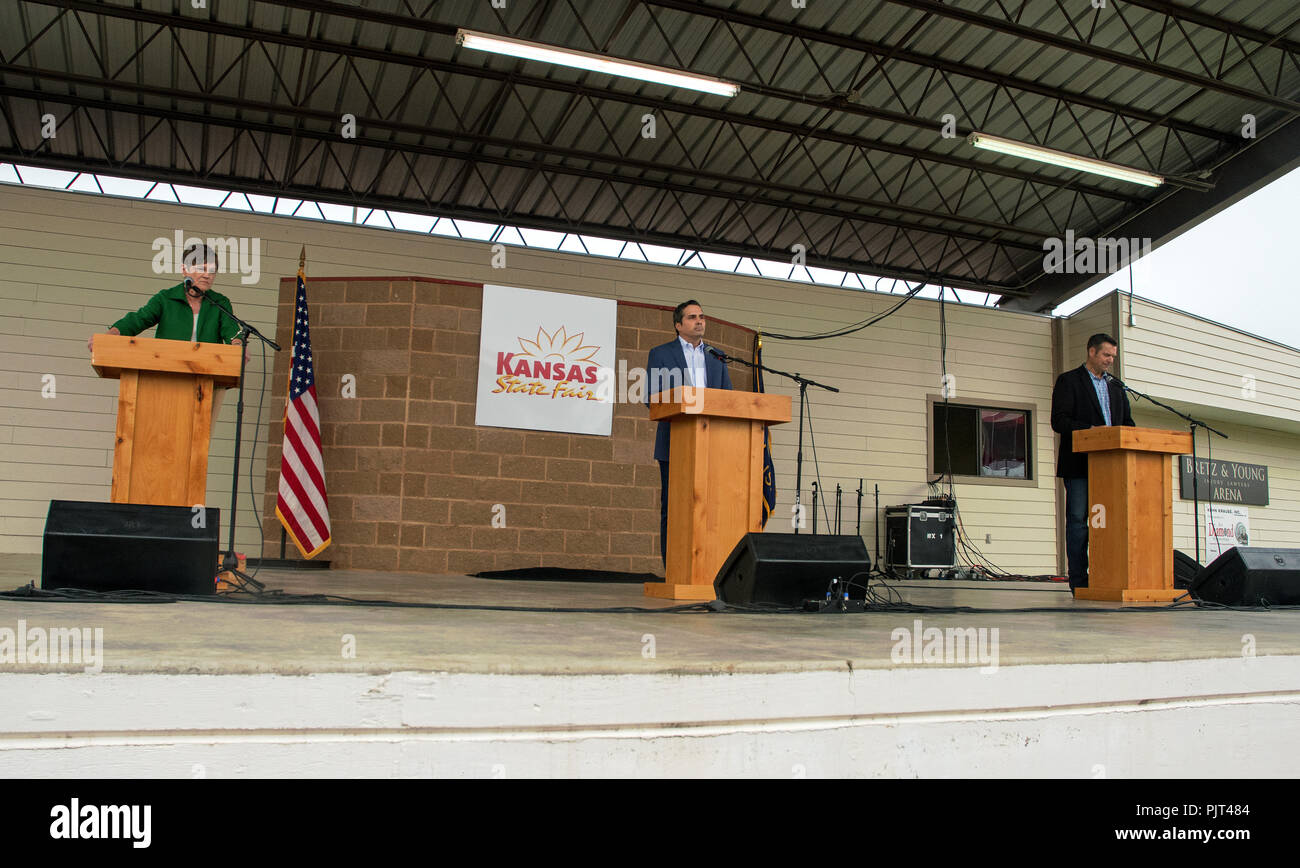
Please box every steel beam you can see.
[999,114,1300,311]
[0,65,1050,244]
[0,146,1033,295]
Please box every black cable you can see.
[952,500,1012,577]
[242,336,270,581]
[725,596,1300,613]
[934,295,1014,581]
[938,285,954,501]
[10,580,1238,615]
[1203,424,1221,561]
[0,583,714,614]
[933,285,1033,580]
[219,567,263,595]
[860,576,1208,612]
[771,572,1224,613]
[205,293,272,582]
[940,292,981,576]
[17,570,1283,615]
[1191,598,1300,611]
[804,391,831,533]
[808,573,1218,613]
[762,278,925,341]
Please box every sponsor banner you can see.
[1178,456,1269,505]
[475,284,616,435]
[1204,504,1250,558]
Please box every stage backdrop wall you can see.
[261,277,754,575]
[18,183,1298,574]
[1,181,1066,572]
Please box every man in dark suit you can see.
[647,299,733,564]
[1050,332,1135,592]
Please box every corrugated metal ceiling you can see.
[1,0,1297,306]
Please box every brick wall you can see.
[262,278,756,575]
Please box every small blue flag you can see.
[755,334,776,528]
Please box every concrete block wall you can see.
[261,277,755,575]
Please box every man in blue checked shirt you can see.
[1050,332,1135,593]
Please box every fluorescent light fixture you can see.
[456,29,740,98]
[967,132,1164,187]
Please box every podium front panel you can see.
[1075,427,1183,602]
[665,416,757,588]
[111,370,214,507]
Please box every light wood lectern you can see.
[646,387,792,600]
[92,335,242,507]
[1072,426,1193,602]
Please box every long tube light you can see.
[967,131,1164,187]
[456,29,740,98]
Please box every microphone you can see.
[706,346,729,362]
[1103,372,1124,387]
[183,277,204,296]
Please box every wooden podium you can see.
[92,335,242,507]
[646,387,791,600]
[1072,426,1193,602]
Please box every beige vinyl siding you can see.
[1121,297,1300,428]
[1131,407,1300,556]
[1046,289,1119,575]
[1063,294,1118,375]
[1115,294,1300,561]
[1,184,1061,573]
[0,187,276,555]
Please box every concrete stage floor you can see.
[2,553,1299,675]
[4,553,1299,777]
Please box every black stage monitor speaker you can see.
[42,501,221,595]
[1191,547,1300,606]
[714,532,871,605]
[1173,549,1201,590]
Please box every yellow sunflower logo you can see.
[515,326,601,363]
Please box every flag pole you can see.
[282,247,304,561]
[274,247,333,559]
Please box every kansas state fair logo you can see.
[493,326,605,401]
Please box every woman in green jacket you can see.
[87,243,246,425]
[87,244,243,351]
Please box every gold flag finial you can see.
[298,245,306,271]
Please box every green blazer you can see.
[111,283,240,344]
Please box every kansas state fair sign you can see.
[1178,456,1269,506]
[475,284,617,436]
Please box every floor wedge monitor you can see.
[714,532,871,605]
[1191,547,1300,606]
[42,500,221,595]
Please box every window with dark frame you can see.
[932,402,1031,480]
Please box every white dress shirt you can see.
[679,337,707,388]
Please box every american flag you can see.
[275,269,331,557]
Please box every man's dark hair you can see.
[673,299,702,325]
[182,242,220,270]
[1087,333,1117,351]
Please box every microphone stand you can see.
[199,288,282,590]
[709,347,839,534]
[1107,375,1227,562]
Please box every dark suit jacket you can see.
[1050,364,1135,478]
[647,338,733,462]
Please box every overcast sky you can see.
[1054,164,1300,350]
